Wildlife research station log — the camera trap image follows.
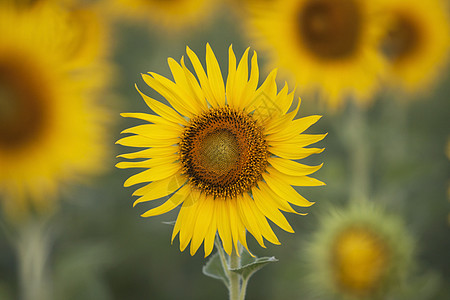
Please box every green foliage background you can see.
[0,2,449,299]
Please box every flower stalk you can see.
[15,219,53,300]
[209,237,276,300]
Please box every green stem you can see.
[347,103,370,201]
[228,250,241,300]
[214,238,242,300]
[239,277,249,300]
[16,219,52,300]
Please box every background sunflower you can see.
[246,0,387,109]
[0,0,448,299]
[0,2,112,220]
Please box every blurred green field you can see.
[0,1,449,299]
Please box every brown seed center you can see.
[298,0,362,60]
[179,106,268,198]
[199,130,240,176]
[0,55,49,152]
[382,13,422,64]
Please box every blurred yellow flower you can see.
[306,202,414,298]
[333,227,389,296]
[117,44,325,257]
[0,3,111,220]
[380,0,450,94]
[247,0,387,109]
[104,0,218,31]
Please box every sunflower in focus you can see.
[248,0,387,109]
[104,0,218,31]
[117,44,325,257]
[379,0,450,94]
[0,2,110,220]
[305,202,414,299]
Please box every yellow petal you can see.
[238,50,259,111]
[186,46,216,108]
[179,189,202,251]
[241,193,280,245]
[116,135,178,148]
[226,45,237,106]
[120,112,179,128]
[180,57,208,111]
[124,163,181,187]
[254,69,278,108]
[133,173,185,197]
[203,207,217,257]
[267,166,325,187]
[120,123,182,140]
[265,116,323,142]
[264,97,300,134]
[269,133,328,148]
[116,155,178,169]
[227,199,240,253]
[262,173,313,208]
[140,184,190,217]
[258,182,302,214]
[136,84,186,125]
[269,146,324,160]
[229,197,251,255]
[190,193,214,255]
[233,47,250,110]
[216,198,233,255]
[132,174,187,205]
[117,146,177,159]
[268,156,323,177]
[236,193,265,248]
[168,57,204,115]
[206,43,225,107]
[251,186,294,233]
[143,72,196,118]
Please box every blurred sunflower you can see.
[103,0,218,31]
[380,0,450,93]
[305,202,414,299]
[117,44,325,257]
[248,0,386,109]
[0,2,110,220]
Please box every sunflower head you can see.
[0,2,111,221]
[305,201,414,298]
[247,0,387,109]
[297,0,362,61]
[117,44,325,257]
[379,0,450,93]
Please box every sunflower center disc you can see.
[332,227,389,296]
[180,106,268,198]
[382,13,421,64]
[299,0,361,60]
[200,130,240,176]
[0,56,48,151]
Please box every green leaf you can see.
[230,251,278,280]
[202,252,229,287]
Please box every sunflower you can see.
[103,0,218,31]
[117,44,325,257]
[0,2,110,220]
[305,202,414,298]
[247,0,387,109]
[379,0,450,94]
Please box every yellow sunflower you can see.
[117,44,325,257]
[103,0,218,31]
[305,202,414,298]
[247,0,387,109]
[379,0,450,94]
[0,2,110,220]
